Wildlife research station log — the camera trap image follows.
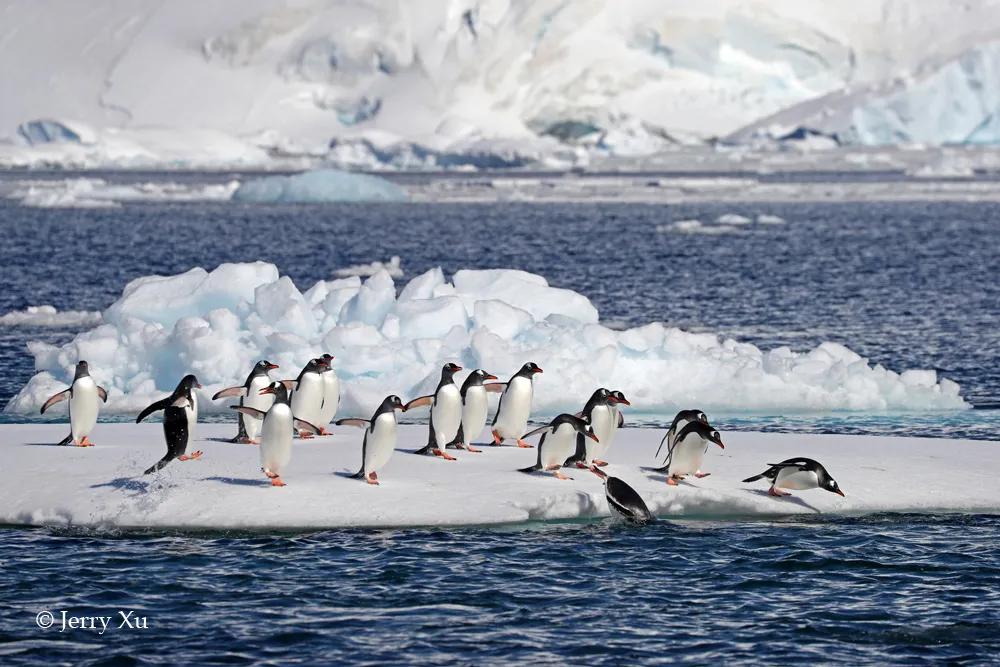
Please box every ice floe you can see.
[230,169,406,203]
[332,256,403,279]
[5,263,968,418]
[0,306,103,328]
[6,178,239,208]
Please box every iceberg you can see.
[231,169,407,203]
[5,262,968,419]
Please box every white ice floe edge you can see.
[2,424,998,530]
[0,306,103,328]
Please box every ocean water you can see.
[2,515,998,665]
[2,175,999,664]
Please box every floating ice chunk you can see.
[716,213,753,225]
[232,169,407,203]
[756,214,786,224]
[333,256,403,279]
[0,306,102,328]
[658,220,742,235]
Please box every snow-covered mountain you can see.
[3,0,1000,169]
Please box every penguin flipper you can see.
[618,412,625,428]
[519,424,550,441]
[143,454,175,475]
[97,386,108,402]
[136,396,173,423]
[212,385,247,400]
[39,389,70,414]
[335,418,370,428]
[232,406,267,420]
[654,430,671,459]
[293,417,322,435]
[483,382,506,393]
[402,395,433,411]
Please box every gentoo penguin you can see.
[589,466,655,525]
[652,409,709,471]
[607,389,629,446]
[336,395,406,485]
[289,357,330,438]
[660,421,725,486]
[446,369,498,453]
[212,360,279,444]
[315,353,340,435]
[137,374,203,475]
[568,388,632,468]
[405,362,464,460]
[743,458,845,498]
[39,360,108,447]
[518,414,598,480]
[232,382,321,486]
[490,362,543,448]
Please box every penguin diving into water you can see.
[518,414,598,480]
[659,421,725,486]
[212,360,279,444]
[231,382,321,486]
[446,368,498,453]
[743,458,845,498]
[39,360,108,447]
[336,395,406,485]
[589,466,655,525]
[137,374,204,475]
[490,362,543,447]
[405,362,464,460]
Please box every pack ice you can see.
[5,262,967,418]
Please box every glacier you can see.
[231,169,407,203]
[4,1,1000,170]
[5,262,967,419]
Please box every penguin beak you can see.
[715,440,725,449]
[614,397,631,406]
[535,367,544,374]
[589,465,607,480]
[260,387,276,395]
[587,432,600,442]
[834,488,845,497]
[267,363,279,370]
[195,382,203,389]
[454,365,463,371]
[484,373,497,380]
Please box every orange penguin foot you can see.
[298,430,314,439]
[432,449,458,461]
[768,487,790,497]
[666,476,680,486]
[516,439,533,449]
[593,459,609,467]
[553,471,574,481]
[492,430,503,446]
[694,471,711,478]
[271,477,287,487]
[366,472,379,485]
[178,450,203,461]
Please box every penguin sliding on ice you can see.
[231,382,321,486]
[490,362,543,447]
[405,362,464,460]
[314,353,340,436]
[336,395,406,485]
[137,374,204,475]
[743,458,845,498]
[653,409,709,467]
[589,466,655,525]
[212,360,279,444]
[658,421,725,486]
[39,360,108,447]
[445,368,498,453]
[289,357,330,438]
[518,414,598,480]
[566,388,630,468]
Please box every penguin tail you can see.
[413,444,434,456]
[56,432,73,446]
[741,473,766,483]
[143,455,174,475]
[518,464,541,474]
[350,467,365,479]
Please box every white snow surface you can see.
[2,423,997,529]
[3,1,1000,170]
[5,262,967,418]
[4,178,239,208]
[0,306,103,328]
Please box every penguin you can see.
[567,388,632,468]
[405,362,464,460]
[660,421,725,486]
[137,374,203,475]
[336,395,406,485]
[518,414,598,480]
[652,409,709,471]
[588,466,655,525]
[607,389,629,447]
[231,382,321,486]
[490,362,543,447]
[742,458,845,498]
[446,369,498,452]
[211,360,279,444]
[289,357,330,438]
[39,360,108,447]
[315,353,340,435]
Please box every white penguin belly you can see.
[69,377,99,440]
[494,377,532,439]
[243,376,274,441]
[462,386,488,443]
[365,414,398,474]
[668,418,691,450]
[291,374,324,425]
[318,372,341,426]
[669,434,707,476]
[774,468,819,491]
[540,424,577,468]
[186,391,198,443]
[260,404,293,474]
[590,406,616,460]
[431,385,462,445]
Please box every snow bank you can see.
[5,262,967,418]
[0,306,103,328]
[1,424,997,529]
[6,178,239,208]
[231,169,406,203]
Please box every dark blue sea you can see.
[1,173,998,664]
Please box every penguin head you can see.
[381,394,405,412]
[441,362,463,380]
[583,423,600,442]
[697,411,709,424]
[260,381,289,403]
[520,362,543,376]
[320,353,335,368]
[564,415,599,442]
[472,369,497,381]
[178,374,202,395]
[707,428,725,449]
[74,360,90,379]
[610,390,631,406]
[255,360,279,373]
[822,475,845,497]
